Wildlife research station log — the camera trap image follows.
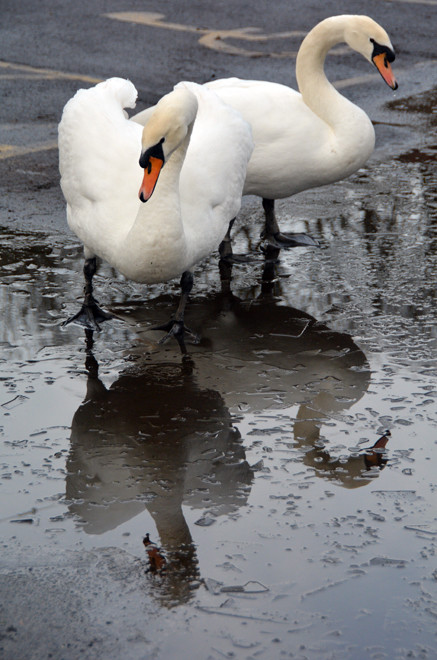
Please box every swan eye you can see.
[370,38,395,64]
[139,138,166,169]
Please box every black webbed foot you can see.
[152,319,200,354]
[261,230,320,249]
[219,252,257,264]
[218,217,260,264]
[63,296,112,332]
[261,199,319,250]
[148,270,199,353]
[64,257,112,332]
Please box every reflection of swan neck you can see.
[294,401,389,488]
[148,503,193,551]
[84,375,107,402]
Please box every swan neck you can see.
[119,128,193,278]
[296,17,347,125]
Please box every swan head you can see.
[138,88,198,203]
[344,16,398,90]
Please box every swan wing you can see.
[58,78,143,252]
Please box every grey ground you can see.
[0,1,436,659]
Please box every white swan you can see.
[206,14,398,251]
[58,77,253,349]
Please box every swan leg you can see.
[153,271,200,354]
[63,257,112,331]
[261,198,319,249]
[219,218,254,264]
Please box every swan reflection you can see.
[66,285,389,602]
[66,336,252,603]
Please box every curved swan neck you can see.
[120,124,194,280]
[296,16,353,126]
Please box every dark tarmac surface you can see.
[1,1,437,659]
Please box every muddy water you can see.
[1,149,436,658]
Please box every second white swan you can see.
[206,14,398,250]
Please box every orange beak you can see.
[372,52,398,90]
[138,155,164,203]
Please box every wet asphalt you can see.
[0,1,436,659]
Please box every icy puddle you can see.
[1,153,436,659]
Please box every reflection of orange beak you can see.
[372,52,398,90]
[364,430,391,468]
[372,431,390,451]
[138,155,164,203]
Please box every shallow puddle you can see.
[1,151,436,658]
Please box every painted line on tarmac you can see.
[0,60,102,84]
[0,141,58,161]
[387,0,437,4]
[105,11,310,58]
[105,13,392,90]
[0,62,103,160]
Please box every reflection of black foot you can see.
[152,319,200,354]
[260,244,281,263]
[262,231,320,249]
[63,297,112,332]
[84,329,99,378]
